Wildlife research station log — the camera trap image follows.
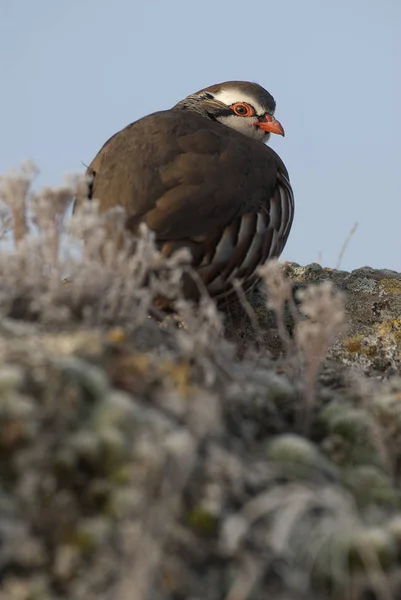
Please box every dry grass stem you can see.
[295,282,345,431]
[232,278,263,346]
[258,259,294,354]
[336,221,358,270]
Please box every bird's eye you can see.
[230,103,255,117]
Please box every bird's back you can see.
[80,109,294,303]
[86,110,287,235]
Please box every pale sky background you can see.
[0,0,400,272]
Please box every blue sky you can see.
[1,0,400,271]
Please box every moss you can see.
[320,404,384,468]
[311,527,398,590]
[72,518,111,552]
[346,528,398,572]
[186,507,218,536]
[344,466,399,509]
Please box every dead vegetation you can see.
[0,164,400,600]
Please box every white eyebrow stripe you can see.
[212,89,268,116]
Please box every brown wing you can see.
[78,109,294,301]
[189,170,294,302]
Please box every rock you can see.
[224,262,401,377]
[284,263,401,377]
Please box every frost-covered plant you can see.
[0,163,198,328]
[259,259,345,431]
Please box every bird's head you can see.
[173,80,284,143]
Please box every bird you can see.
[78,81,294,307]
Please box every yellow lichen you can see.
[344,334,377,357]
[344,334,364,354]
[376,319,401,342]
[161,360,193,396]
[106,327,125,343]
[345,320,401,359]
[378,279,401,295]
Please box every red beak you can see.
[256,114,285,137]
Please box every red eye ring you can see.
[230,102,255,117]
